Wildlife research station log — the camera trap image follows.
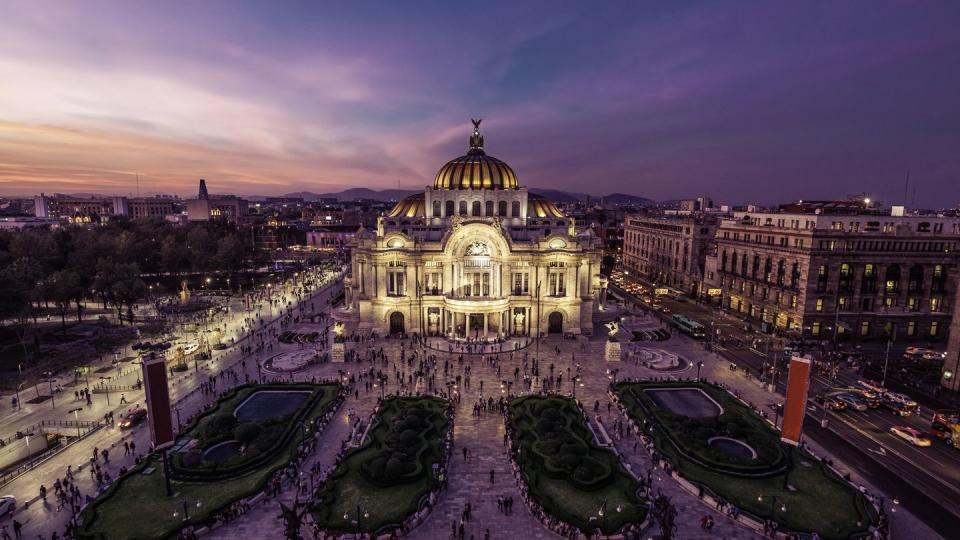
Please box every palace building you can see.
[339,120,605,338]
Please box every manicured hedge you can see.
[311,396,450,534]
[614,381,877,539]
[617,381,785,476]
[170,383,330,481]
[78,382,342,540]
[509,395,646,535]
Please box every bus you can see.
[672,314,706,339]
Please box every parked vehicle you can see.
[890,425,932,447]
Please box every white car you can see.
[0,495,16,516]
[890,426,931,447]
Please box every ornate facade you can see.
[340,120,604,338]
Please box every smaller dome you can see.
[527,194,564,219]
[386,194,424,219]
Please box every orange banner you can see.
[781,356,811,445]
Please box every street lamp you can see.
[44,371,55,409]
[173,499,202,521]
[757,494,786,517]
[67,407,83,437]
[99,376,112,405]
[344,503,369,535]
[696,361,704,381]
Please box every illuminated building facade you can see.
[340,120,604,338]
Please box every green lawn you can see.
[614,381,877,539]
[509,395,646,535]
[79,383,340,540]
[311,396,450,535]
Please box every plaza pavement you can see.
[204,314,938,539]
[6,297,940,539]
[0,271,343,539]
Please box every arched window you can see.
[432,200,441,218]
[485,200,494,216]
[731,251,738,274]
[511,201,520,217]
[459,201,467,215]
[721,251,728,272]
[885,265,900,293]
[763,257,772,282]
[908,264,924,293]
[741,254,749,276]
[776,260,785,285]
[791,262,801,287]
[445,200,454,217]
[751,255,760,278]
[471,201,481,216]
[498,201,507,216]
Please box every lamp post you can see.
[44,371,55,409]
[173,498,202,521]
[67,407,83,438]
[99,376,112,405]
[344,503,369,536]
[16,364,23,409]
[696,361,704,381]
[881,326,897,388]
[757,494,786,518]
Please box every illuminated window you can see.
[906,321,916,337]
[811,322,821,335]
[815,299,824,312]
[930,321,939,337]
[860,321,870,336]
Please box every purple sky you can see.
[1,1,959,207]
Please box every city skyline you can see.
[2,1,960,207]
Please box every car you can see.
[880,398,914,417]
[857,379,886,395]
[0,495,15,516]
[658,306,672,315]
[117,407,147,429]
[815,394,848,411]
[890,425,932,447]
[831,393,868,412]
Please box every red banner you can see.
[781,356,812,446]
[141,353,175,449]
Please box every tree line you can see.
[0,218,262,334]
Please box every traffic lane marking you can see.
[826,408,960,499]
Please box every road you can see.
[0,268,344,538]
[608,278,960,537]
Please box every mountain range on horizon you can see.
[281,187,654,205]
[9,188,654,206]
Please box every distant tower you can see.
[198,178,209,200]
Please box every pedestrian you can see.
[119,393,127,404]
[489,469,495,484]
[12,520,21,540]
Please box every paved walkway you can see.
[9,302,939,539]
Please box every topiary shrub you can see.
[204,413,238,441]
[234,422,262,446]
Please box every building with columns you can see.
[339,120,605,338]
[702,207,960,342]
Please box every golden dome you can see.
[433,119,519,190]
[386,194,424,218]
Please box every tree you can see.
[651,491,677,539]
[43,270,82,334]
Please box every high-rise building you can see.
[339,120,604,338]
[702,207,960,341]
